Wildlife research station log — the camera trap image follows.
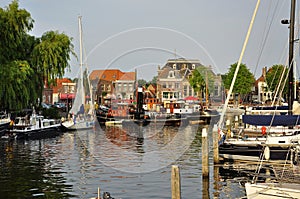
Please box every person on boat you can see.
[218,130,226,145]
[78,104,84,115]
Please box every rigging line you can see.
[271,63,287,106]
[218,0,261,129]
[253,0,282,76]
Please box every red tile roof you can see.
[52,78,73,93]
[90,70,136,81]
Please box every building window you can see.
[123,83,127,92]
[188,86,192,96]
[163,92,169,99]
[107,84,111,91]
[128,83,133,91]
[184,85,188,96]
[168,71,175,78]
[174,92,179,99]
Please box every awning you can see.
[60,93,75,100]
[184,96,199,101]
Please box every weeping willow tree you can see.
[0,0,74,111]
[0,0,35,110]
[31,30,75,88]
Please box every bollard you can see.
[171,165,181,199]
[202,128,209,177]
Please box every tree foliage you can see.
[32,30,74,86]
[0,1,74,111]
[189,67,206,99]
[189,66,214,99]
[224,62,255,95]
[265,64,288,96]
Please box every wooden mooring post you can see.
[171,165,181,199]
[213,124,219,163]
[202,128,209,177]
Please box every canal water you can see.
[0,122,249,199]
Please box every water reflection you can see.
[0,139,75,198]
[0,125,251,198]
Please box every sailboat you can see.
[244,0,300,198]
[62,16,95,131]
[218,0,300,162]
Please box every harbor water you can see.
[0,122,249,198]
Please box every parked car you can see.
[41,102,51,109]
[53,102,67,111]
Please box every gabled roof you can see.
[90,70,136,82]
[52,78,73,93]
[117,72,136,81]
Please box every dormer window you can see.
[168,71,175,78]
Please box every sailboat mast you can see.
[78,16,85,105]
[288,0,296,115]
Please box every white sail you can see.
[62,16,95,130]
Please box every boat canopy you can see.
[242,114,300,126]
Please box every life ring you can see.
[261,126,267,136]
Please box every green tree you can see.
[224,62,255,103]
[189,67,206,103]
[150,76,157,85]
[0,1,74,111]
[0,0,34,64]
[0,1,36,110]
[265,64,288,97]
[31,30,74,87]
[138,79,147,86]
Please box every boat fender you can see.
[264,146,270,160]
[261,126,267,136]
[291,148,299,165]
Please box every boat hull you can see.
[245,182,300,199]
[219,143,293,160]
[62,120,95,131]
[12,125,62,140]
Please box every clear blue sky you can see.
[1,0,295,80]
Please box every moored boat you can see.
[8,110,62,140]
[61,16,95,131]
[0,112,10,135]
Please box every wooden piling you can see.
[202,128,209,177]
[202,174,209,199]
[171,165,181,199]
[213,124,219,163]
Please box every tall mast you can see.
[288,0,296,115]
[78,16,85,104]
